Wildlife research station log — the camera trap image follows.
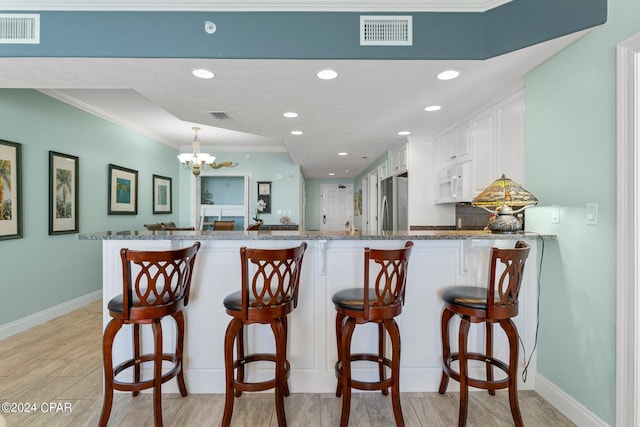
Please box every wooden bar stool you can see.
[332,241,413,427]
[99,242,201,427]
[221,242,307,427]
[438,241,530,427]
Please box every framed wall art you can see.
[0,139,22,240]
[49,151,79,235]
[152,174,172,214]
[257,181,271,214]
[108,164,138,215]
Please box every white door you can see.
[320,183,353,232]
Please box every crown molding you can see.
[0,0,511,12]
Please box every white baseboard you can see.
[0,290,102,340]
[535,373,610,427]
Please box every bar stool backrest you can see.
[364,241,413,321]
[120,242,201,320]
[487,240,530,319]
[240,242,307,320]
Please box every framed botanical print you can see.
[108,164,138,215]
[49,151,79,235]
[257,181,271,214]
[152,174,172,214]
[0,139,22,240]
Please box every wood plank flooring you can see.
[0,301,574,426]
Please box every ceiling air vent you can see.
[0,14,40,44]
[360,16,412,46]
[208,111,231,120]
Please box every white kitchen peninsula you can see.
[80,229,553,394]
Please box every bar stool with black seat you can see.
[438,241,530,427]
[221,242,307,427]
[99,242,201,427]
[332,241,413,427]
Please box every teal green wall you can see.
[524,0,638,423]
[0,89,182,326]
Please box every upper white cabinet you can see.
[495,91,525,184]
[390,143,408,175]
[436,122,472,168]
[471,109,496,195]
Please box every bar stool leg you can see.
[235,326,245,398]
[458,316,471,427]
[172,311,188,397]
[152,319,164,427]
[384,318,404,427]
[501,319,524,427]
[99,319,122,427]
[339,317,357,427]
[281,315,290,397]
[222,318,243,427]
[133,323,141,397]
[335,312,346,398]
[485,321,495,396]
[438,308,454,394]
[378,323,388,396]
[271,318,288,427]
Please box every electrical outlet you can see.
[586,203,599,226]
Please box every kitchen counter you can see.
[79,229,554,241]
[86,230,549,394]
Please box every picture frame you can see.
[152,174,172,214]
[257,181,271,214]
[49,151,79,235]
[0,139,22,240]
[108,164,138,215]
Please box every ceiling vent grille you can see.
[0,14,40,44]
[360,16,412,46]
[208,111,231,120]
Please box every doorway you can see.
[192,171,250,230]
[320,183,353,232]
[616,32,640,426]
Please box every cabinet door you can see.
[472,110,496,195]
[456,122,472,161]
[391,143,408,174]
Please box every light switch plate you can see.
[586,203,599,226]
[551,205,560,224]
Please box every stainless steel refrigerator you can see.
[380,176,408,232]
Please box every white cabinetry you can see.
[390,143,408,175]
[495,91,525,184]
[436,122,472,169]
[471,110,496,195]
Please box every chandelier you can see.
[177,127,216,176]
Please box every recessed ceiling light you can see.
[338,152,347,156]
[317,69,338,80]
[283,112,298,118]
[424,105,442,112]
[192,69,215,79]
[437,70,460,80]
[291,130,303,135]
[398,131,411,136]
[328,172,335,176]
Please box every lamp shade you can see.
[471,174,538,209]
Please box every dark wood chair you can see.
[221,243,308,427]
[144,223,163,231]
[246,222,261,231]
[438,241,531,427]
[213,220,235,230]
[332,241,414,427]
[99,242,201,427]
[160,222,177,229]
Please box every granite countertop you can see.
[79,229,555,241]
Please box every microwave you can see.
[435,161,473,204]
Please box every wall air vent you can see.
[0,14,39,44]
[208,111,231,120]
[360,16,412,46]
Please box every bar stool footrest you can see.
[232,353,291,393]
[335,353,394,391]
[112,353,181,393]
[443,351,511,391]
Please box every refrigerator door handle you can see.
[382,196,389,231]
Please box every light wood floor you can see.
[0,301,574,426]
